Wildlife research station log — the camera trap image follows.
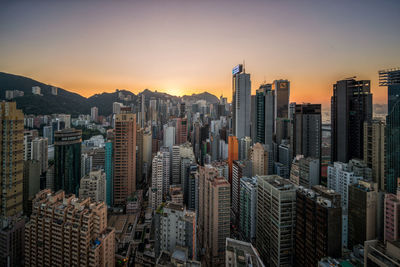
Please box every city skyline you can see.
[1,0,400,104]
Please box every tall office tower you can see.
[23,160,41,216]
[232,64,251,138]
[31,137,48,174]
[136,128,144,186]
[155,203,197,260]
[113,111,136,206]
[180,102,185,118]
[150,150,170,210]
[163,124,176,149]
[363,119,386,190]
[255,175,296,266]
[289,155,320,188]
[238,136,252,160]
[384,186,400,241]
[0,216,25,267]
[175,117,188,145]
[273,80,290,120]
[250,95,257,142]
[239,177,257,243]
[231,160,252,226]
[379,68,400,193]
[348,180,378,249]
[327,159,370,247]
[79,170,106,202]
[172,145,181,184]
[295,187,342,267]
[198,165,231,266]
[293,103,322,159]
[186,165,198,211]
[43,125,53,145]
[255,84,271,144]
[54,128,82,195]
[90,106,98,122]
[228,135,239,183]
[105,140,113,206]
[331,78,372,163]
[0,102,24,218]
[251,143,273,176]
[225,238,265,267]
[25,189,115,267]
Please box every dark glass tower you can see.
[331,79,372,163]
[379,68,400,193]
[54,128,82,195]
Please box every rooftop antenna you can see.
[243,59,245,73]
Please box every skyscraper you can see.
[150,150,170,210]
[273,80,290,120]
[232,64,251,138]
[295,186,342,266]
[384,186,400,242]
[379,68,400,193]
[255,84,272,144]
[54,128,82,195]
[113,111,137,206]
[239,176,257,243]
[198,165,231,266]
[228,135,239,183]
[0,102,24,218]
[348,180,378,249]
[251,143,273,176]
[363,119,386,190]
[256,175,296,266]
[293,103,322,160]
[331,78,372,163]
[105,140,113,206]
[90,106,98,122]
[31,137,48,174]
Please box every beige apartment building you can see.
[25,189,115,267]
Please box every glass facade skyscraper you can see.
[379,68,400,193]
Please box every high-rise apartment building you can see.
[379,68,400,193]
[79,170,106,202]
[331,79,372,163]
[384,186,400,242]
[255,175,296,266]
[238,136,252,160]
[136,127,144,186]
[251,143,273,176]
[239,177,257,243]
[0,102,24,218]
[113,111,136,206]
[54,128,82,195]
[174,117,188,145]
[363,119,386,190]
[293,103,321,160]
[348,180,378,249]
[90,106,98,122]
[150,150,170,210]
[0,216,25,267]
[25,189,115,267]
[43,125,53,145]
[31,137,48,174]
[295,186,342,266]
[171,145,181,185]
[23,160,41,216]
[327,159,371,247]
[232,64,251,138]
[198,165,231,266]
[155,203,197,260]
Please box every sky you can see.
[1,0,399,107]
